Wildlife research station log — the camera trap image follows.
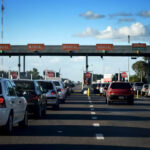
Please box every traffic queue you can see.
[0,78,74,135]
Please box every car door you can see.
[10,81,26,121]
[4,80,19,124]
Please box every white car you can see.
[53,80,67,103]
[0,78,28,134]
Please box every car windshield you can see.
[53,81,60,86]
[111,83,131,89]
[14,81,34,91]
[135,83,143,86]
[0,82,2,94]
[38,81,53,90]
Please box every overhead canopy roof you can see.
[0,45,150,56]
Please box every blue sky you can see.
[1,0,150,81]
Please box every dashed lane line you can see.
[91,112,96,115]
[93,123,100,127]
[90,105,94,108]
[96,134,104,140]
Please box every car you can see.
[53,80,67,103]
[14,79,47,118]
[133,82,144,94]
[37,80,60,110]
[141,84,149,96]
[99,83,109,96]
[92,83,101,94]
[106,82,134,105]
[0,78,28,134]
[145,84,150,97]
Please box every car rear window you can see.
[0,83,2,94]
[53,81,60,86]
[135,83,143,86]
[14,81,34,91]
[111,83,131,89]
[38,81,53,90]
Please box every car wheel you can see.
[42,104,47,116]
[19,109,28,127]
[4,114,13,135]
[128,99,134,105]
[53,104,60,110]
[35,105,42,118]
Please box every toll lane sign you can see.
[132,43,146,51]
[62,44,79,51]
[96,44,113,51]
[27,44,45,51]
[0,44,10,50]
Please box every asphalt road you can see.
[0,91,150,150]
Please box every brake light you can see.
[0,97,6,108]
[109,88,112,93]
[30,95,39,101]
[51,91,56,95]
[130,88,133,93]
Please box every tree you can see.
[132,61,147,82]
[27,68,43,79]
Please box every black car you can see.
[14,79,47,118]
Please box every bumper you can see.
[47,97,58,105]
[108,94,134,101]
[0,108,10,126]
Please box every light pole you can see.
[128,35,130,82]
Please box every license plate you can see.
[118,96,124,100]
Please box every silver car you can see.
[37,80,60,110]
[53,80,67,103]
[0,78,28,134]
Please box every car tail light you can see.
[51,90,56,95]
[130,88,133,93]
[0,97,6,108]
[109,88,112,93]
[29,95,39,101]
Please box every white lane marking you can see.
[92,116,98,120]
[93,123,100,127]
[91,112,96,115]
[88,96,91,100]
[96,134,104,140]
[91,108,94,111]
[90,105,94,108]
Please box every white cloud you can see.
[138,10,150,17]
[71,56,84,62]
[49,57,60,64]
[109,12,133,18]
[80,11,105,20]
[118,18,135,23]
[75,22,146,40]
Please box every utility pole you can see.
[1,0,4,71]
[128,35,130,82]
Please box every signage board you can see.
[62,44,79,51]
[121,72,127,78]
[132,43,146,51]
[27,44,45,51]
[0,44,10,50]
[96,44,113,51]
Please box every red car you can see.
[106,82,134,105]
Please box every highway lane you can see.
[0,93,150,150]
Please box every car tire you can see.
[4,114,13,135]
[42,104,47,116]
[53,104,60,110]
[19,109,28,127]
[35,105,42,118]
[128,99,134,105]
